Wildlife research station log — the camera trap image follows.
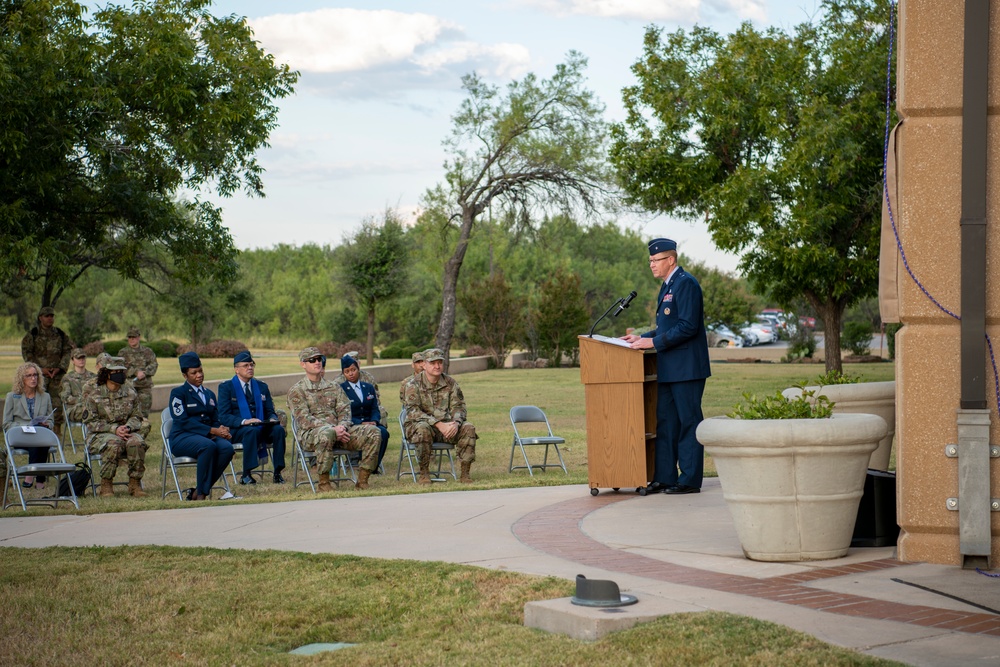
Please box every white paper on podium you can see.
[588,334,633,348]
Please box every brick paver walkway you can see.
[512,494,1000,636]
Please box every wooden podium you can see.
[578,335,657,496]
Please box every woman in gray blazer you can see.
[3,362,54,489]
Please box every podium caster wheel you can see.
[613,487,620,492]
[590,488,599,496]
[637,487,647,496]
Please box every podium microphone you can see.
[613,290,637,317]
[589,290,637,337]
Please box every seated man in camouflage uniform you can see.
[402,348,477,484]
[61,348,96,424]
[83,357,148,497]
[287,346,381,492]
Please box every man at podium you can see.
[622,238,711,495]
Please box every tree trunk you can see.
[366,304,376,367]
[435,206,477,373]
[816,300,845,373]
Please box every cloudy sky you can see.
[201,0,823,272]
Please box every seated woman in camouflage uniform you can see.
[60,348,96,425]
[82,357,148,498]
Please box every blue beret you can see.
[648,238,677,255]
[233,350,253,365]
[179,351,201,371]
[341,354,358,371]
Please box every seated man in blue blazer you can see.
[168,351,234,501]
[217,350,287,485]
[339,354,389,470]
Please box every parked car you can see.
[756,314,797,338]
[798,315,817,329]
[706,324,744,348]
[745,320,777,344]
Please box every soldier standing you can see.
[118,327,157,417]
[83,357,148,497]
[21,306,73,440]
[287,346,381,492]
[399,350,426,404]
[60,348,96,424]
[402,348,477,484]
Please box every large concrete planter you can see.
[697,414,887,562]
[782,381,896,470]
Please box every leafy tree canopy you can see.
[609,0,893,371]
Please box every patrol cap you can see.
[106,356,127,371]
[299,346,323,362]
[127,326,141,338]
[71,348,87,359]
[179,351,201,371]
[648,238,677,255]
[95,352,112,368]
[411,351,425,363]
[38,306,55,316]
[341,354,358,370]
[233,350,254,365]
[424,348,445,362]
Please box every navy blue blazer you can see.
[168,383,222,439]
[217,377,279,430]
[340,380,381,425]
[641,267,712,383]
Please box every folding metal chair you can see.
[3,426,79,511]
[290,417,355,493]
[159,408,231,500]
[82,421,137,497]
[508,405,567,476]
[396,408,456,482]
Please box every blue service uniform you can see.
[341,379,390,467]
[641,267,712,488]
[168,383,235,496]
[217,377,287,474]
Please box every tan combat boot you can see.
[459,462,473,484]
[99,478,114,497]
[128,478,146,497]
[317,473,333,492]
[355,468,371,490]
[417,465,432,485]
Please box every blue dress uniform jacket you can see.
[168,383,234,496]
[340,380,390,468]
[641,267,711,489]
[217,378,287,473]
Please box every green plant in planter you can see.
[729,387,835,419]
[814,370,862,385]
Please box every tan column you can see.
[894,0,1000,564]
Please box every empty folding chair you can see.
[3,426,79,511]
[397,408,456,482]
[509,405,567,476]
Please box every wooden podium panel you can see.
[579,336,657,495]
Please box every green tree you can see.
[429,52,612,368]
[341,209,409,366]
[534,268,589,367]
[0,0,297,307]
[460,270,525,368]
[688,260,759,332]
[609,0,893,372]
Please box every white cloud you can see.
[517,0,765,22]
[249,8,530,81]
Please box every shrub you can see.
[463,345,487,357]
[176,340,248,358]
[841,321,873,356]
[380,340,417,360]
[147,339,178,358]
[886,322,902,360]
[786,326,817,361]
[103,339,128,355]
[729,387,834,419]
[82,340,106,356]
[315,341,342,359]
[814,370,861,385]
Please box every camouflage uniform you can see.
[83,353,150,438]
[61,368,97,422]
[402,372,477,469]
[21,315,73,434]
[331,367,386,426]
[83,382,148,482]
[287,377,381,474]
[118,340,157,418]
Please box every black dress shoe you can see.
[272,471,285,484]
[239,473,256,485]
[645,481,671,494]
[184,487,195,501]
[665,484,701,494]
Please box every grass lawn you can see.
[0,546,904,666]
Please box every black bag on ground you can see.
[57,463,92,497]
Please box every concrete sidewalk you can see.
[1,481,998,666]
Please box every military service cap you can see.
[411,351,425,363]
[38,306,55,316]
[106,356,127,371]
[95,352,112,368]
[299,346,323,362]
[127,326,141,338]
[71,348,87,359]
[424,348,445,362]
[648,238,676,255]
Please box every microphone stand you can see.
[589,298,625,338]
